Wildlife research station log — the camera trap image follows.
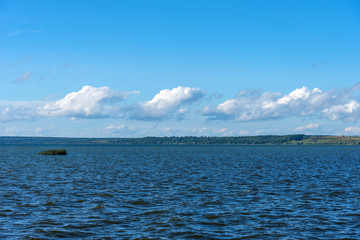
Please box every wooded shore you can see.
[1,135,360,145]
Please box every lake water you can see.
[1,145,360,239]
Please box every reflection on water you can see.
[1,145,360,239]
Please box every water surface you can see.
[1,145,360,239]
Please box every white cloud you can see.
[106,125,130,130]
[344,126,360,135]
[104,124,138,137]
[39,86,131,118]
[322,100,360,121]
[295,123,320,132]
[191,127,237,136]
[0,105,37,122]
[130,86,205,120]
[204,85,360,122]
[3,84,360,138]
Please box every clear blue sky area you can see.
[1,0,360,137]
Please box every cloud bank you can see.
[2,84,360,134]
[203,84,360,122]
[0,105,37,122]
[0,85,204,122]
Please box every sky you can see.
[1,0,360,137]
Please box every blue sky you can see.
[1,0,360,137]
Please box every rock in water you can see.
[39,149,67,155]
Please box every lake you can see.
[1,145,360,239]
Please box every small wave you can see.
[141,210,169,216]
[170,230,208,239]
[199,200,222,206]
[126,199,151,206]
[34,228,92,238]
[344,213,360,217]
[200,221,227,226]
[63,223,105,229]
[91,204,104,210]
[44,201,55,206]
[100,192,114,197]
[203,213,221,219]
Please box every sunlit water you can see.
[1,145,360,239]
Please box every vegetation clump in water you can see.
[39,149,67,155]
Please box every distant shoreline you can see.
[1,135,360,145]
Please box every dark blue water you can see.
[1,145,360,239]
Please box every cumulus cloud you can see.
[322,101,360,121]
[204,84,360,122]
[130,86,205,120]
[4,83,360,131]
[0,85,201,122]
[39,85,129,118]
[0,105,37,122]
[295,123,319,132]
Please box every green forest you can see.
[1,135,360,145]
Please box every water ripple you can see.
[1,145,360,239]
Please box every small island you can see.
[39,149,67,155]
